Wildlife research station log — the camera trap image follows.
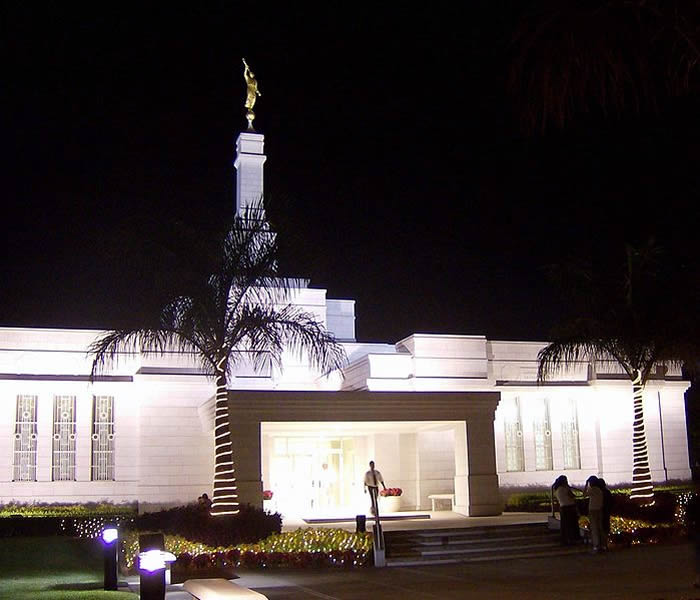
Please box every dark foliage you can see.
[130,503,281,546]
[612,491,679,523]
[0,514,134,537]
[611,525,681,547]
[502,491,552,512]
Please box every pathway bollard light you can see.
[138,549,176,600]
[101,525,119,591]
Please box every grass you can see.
[0,537,136,600]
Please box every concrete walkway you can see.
[151,542,700,600]
[281,510,550,532]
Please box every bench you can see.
[184,578,269,599]
[428,494,455,511]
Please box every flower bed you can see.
[121,527,372,572]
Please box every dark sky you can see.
[3,3,698,343]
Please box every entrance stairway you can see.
[384,522,587,566]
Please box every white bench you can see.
[428,494,455,511]
[184,578,269,599]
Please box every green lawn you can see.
[0,537,136,600]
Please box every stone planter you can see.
[379,495,402,513]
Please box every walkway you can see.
[149,542,698,599]
[281,510,549,532]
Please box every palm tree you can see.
[89,202,347,516]
[537,240,698,503]
[509,0,700,133]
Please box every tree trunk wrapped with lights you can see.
[630,370,653,502]
[212,366,238,515]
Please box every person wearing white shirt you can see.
[364,460,387,516]
[553,475,580,545]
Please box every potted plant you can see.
[379,488,402,513]
[262,490,275,511]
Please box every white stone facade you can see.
[0,326,691,514]
[0,130,691,515]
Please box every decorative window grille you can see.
[52,395,76,481]
[503,396,525,472]
[91,396,115,481]
[533,397,553,471]
[561,398,581,469]
[13,395,38,481]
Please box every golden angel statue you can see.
[242,58,261,129]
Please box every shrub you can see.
[176,552,193,568]
[502,490,552,512]
[0,512,135,537]
[0,502,137,518]
[612,491,679,523]
[132,503,281,546]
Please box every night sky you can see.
[4,3,698,343]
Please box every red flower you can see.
[262,490,274,500]
[380,487,402,497]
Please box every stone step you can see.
[387,537,562,558]
[386,545,588,567]
[398,532,559,548]
[384,522,574,565]
[418,539,562,557]
[388,523,548,540]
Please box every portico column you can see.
[453,422,469,516]
[465,417,502,516]
[228,420,263,508]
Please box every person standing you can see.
[585,475,605,552]
[364,460,387,516]
[553,475,580,545]
[599,478,614,543]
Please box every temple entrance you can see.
[261,421,463,518]
[265,435,357,515]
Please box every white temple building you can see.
[0,129,692,517]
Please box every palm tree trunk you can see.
[211,361,239,516]
[629,369,654,503]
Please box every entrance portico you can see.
[227,390,502,517]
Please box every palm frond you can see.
[537,339,609,382]
[226,303,347,378]
[88,327,206,380]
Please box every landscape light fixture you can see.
[137,549,176,600]
[101,525,119,591]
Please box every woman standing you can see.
[585,476,605,552]
[553,475,580,545]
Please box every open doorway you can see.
[261,421,460,518]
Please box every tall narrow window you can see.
[91,396,115,481]
[561,398,581,469]
[532,397,553,471]
[52,395,76,481]
[503,396,525,472]
[13,395,38,481]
